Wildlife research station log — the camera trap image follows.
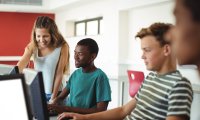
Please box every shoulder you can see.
[95,68,108,77]
[60,43,69,55]
[25,41,36,54]
[94,68,109,82]
[171,71,192,85]
[170,72,193,94]
[61,43,69,51]
[71,68,82,75]
[175,77,192,89]
[68,69,81,81]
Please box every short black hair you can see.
[77,38,99,55]
[183,0,200,22]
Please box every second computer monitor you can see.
[0,64,19,75]
[23,68,49,120]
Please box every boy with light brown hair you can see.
[57,23,193,120]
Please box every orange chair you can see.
[127,70,144,97]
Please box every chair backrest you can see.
[127,70,144,98]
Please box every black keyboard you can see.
[48,109,58,116]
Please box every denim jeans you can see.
[46,91,62,102]
[46,94,52,102]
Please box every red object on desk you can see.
[127,70,144,98]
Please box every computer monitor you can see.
[23,68,49,120]
[0,64,19,75]
[0,74,31,120]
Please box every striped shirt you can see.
[124,70,193,120]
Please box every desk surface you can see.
[50,116,57,120]
[33,116,57,120]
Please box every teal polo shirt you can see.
[66,68,111,108]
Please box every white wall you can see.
[118,1,200,119]
[124,0,175,75]
[55,0,119,78]
[55,0,120,109]
[117,0,177,104]
[54,0,200,114]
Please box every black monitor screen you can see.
[0,64,19,75]
[23,68,49,120]
[0,74,31,120]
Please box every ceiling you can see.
[0,0,171,13]
[0,0,92,13]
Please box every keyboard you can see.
[48,109,58,116]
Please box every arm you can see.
[50,101,109,114]
[57,98,137,120]
[50,88,70,104]
[51,44,70,100]
[48,88,70,110]
[17,42,34,73]
[166,78,192,120]
[67,101,109,114]
[166,115,189,120]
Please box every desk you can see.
[33,116,57,120]
[50,116,72,120]
[50,116,57,120]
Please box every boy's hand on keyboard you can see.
[48,104,68,114]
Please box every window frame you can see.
[75,17,103,36]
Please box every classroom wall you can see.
[55,0,200,111]
[0,12,54,65]
[1,0,199,114]
[55,0,119,78]
[118,0,176,104]
[55,0,120,109]
[119,1,200,119]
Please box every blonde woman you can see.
[17,16,70,103]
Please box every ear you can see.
[90,53,97,62]
[163,44,171,56]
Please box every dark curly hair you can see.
[135,22,172,46]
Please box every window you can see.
[87,20,98,35]
[76,23,85,36]
[75,17,103,36]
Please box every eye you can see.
[36,35,40,38]
[144,49,151,52]
[78,52,83,56]
[44,35,50,38]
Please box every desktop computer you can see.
[0,64,19,75]
[0,74,31,120]
[23,68,49,120]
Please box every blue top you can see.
[66,68,111,108]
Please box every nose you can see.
[37,37,44,43]
[41,37,45,42]
[74,53,78,60]
[141,52,145,59]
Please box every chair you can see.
[127,70,144,98]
